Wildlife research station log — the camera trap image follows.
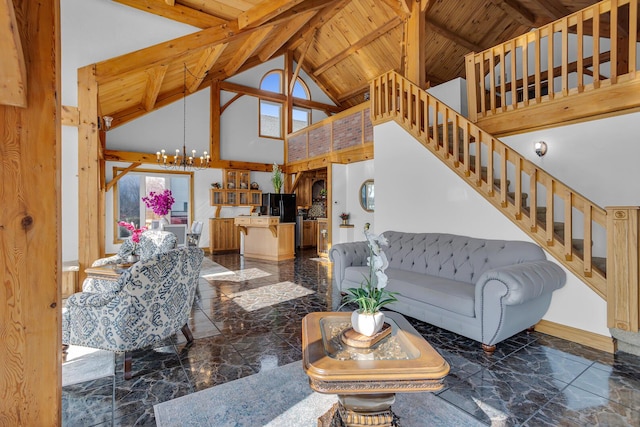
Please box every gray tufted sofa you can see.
[330,231,566,353]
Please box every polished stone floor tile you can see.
[62,249,640,427]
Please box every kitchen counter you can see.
[234,216,295,261]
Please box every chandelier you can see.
[156,64,210,170]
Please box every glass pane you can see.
[170,176,189,225]
[292,80,308,99]
[260,100,283,138]
[118,174,141,239]
[292,107,310,132]
[260,72,282,93]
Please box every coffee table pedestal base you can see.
[338,393,395,427]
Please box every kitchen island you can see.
[234,216,295,261]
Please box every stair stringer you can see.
[370,71,607,300]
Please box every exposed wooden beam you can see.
[0,0,27,107]
[61,105,79,126]
[104,149,276,172]
[113,0,226,28]
[237,0,305,29]
[187,43,228,93]
[142,64,168,111]
[220,92,244,114]
[313,16,403,76]
[496,0,536,27]
[210,80,221,162]
[380,0,410,17]
[290,37,314,93]
[224,25,274,76]
[257,10,317,62]
[94,22,260,84]
[404,0,427,88]
[220,80,342,113]
[1,0,61,423]
[105,162,142,192]
[426,20,483,52]
[288,0,349,50]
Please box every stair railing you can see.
[465,0,638,122]
[370,71,607,299]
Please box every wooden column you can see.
[284,50,294,136]
[210,80,221,162]
[404,0,427,89]
[0,0,62,424]
[77,65,102,285]
[606,207,640,332]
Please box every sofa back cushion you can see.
[382,231,545,284]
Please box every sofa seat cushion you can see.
[343,267,476,318]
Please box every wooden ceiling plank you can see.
[496,0,536,27]
[287,0,350,50]
[426,20,483,52]
[165,0,175,5]
[313,16,403,76]
[143,64,168,111]
[223,25,274,76]
[187,43,228,92]
[257,10,317,61]
[113,0,227,28]
[533,0,571,20]
[237,0,305,29]
[379,0,410,17]
[0,0,27,107]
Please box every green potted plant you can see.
[340,224,398,336]
[271,163,283,193]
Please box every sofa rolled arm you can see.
[329,241,370,290]
[475,260,566,306]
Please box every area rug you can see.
[154,360,483,427]
[62,345,115,387]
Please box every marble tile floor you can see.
[62,250,640,426]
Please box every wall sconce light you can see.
[103,116,113,130]
[534,141,547,157]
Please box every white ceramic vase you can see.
[351,310,385,337]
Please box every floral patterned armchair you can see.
[91,230,177,267]
[63,247,204,379]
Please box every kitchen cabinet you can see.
[210,169,261,215]
[302,220,317,248]
[209,218,240,253]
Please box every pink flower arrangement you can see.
[118,221,147,243]
[142,189,175,216]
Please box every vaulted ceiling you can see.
[99,0,601,127]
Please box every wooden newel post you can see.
[606,206,640,332]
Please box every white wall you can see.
[374,120,610,337]
[501,112,640,207]
[331,161,375,243]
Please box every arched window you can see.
[258,70,311,138]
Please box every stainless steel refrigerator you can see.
[261,193,296,223]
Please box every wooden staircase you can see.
[370,71,608,300]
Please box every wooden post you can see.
[465,53,478,122]
[403,0,427,88]
[606,207,640,332]
[77,65,102,286]
[210,80,221,162]
[0,0,62,424]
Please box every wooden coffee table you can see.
[302,311,450,427]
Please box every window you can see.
[259,70,312,137]
[114,169,192,242]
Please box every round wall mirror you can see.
[359,180,374,212]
